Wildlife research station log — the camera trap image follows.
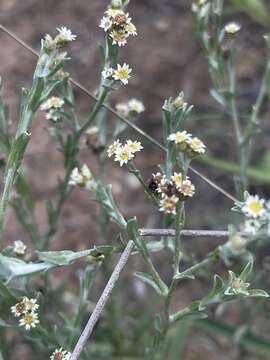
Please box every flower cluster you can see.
[43,27,76,50]
[50,348,71,360]
[168,131,206,156]
[149,172,195,215]
[102,63,132,85]
[69,164,97,191]
[107,139,143,166]
[99,7,137,47]
[11,297,39,331]
[13,240,27,256]
[115,98,145,117]
[233,193,270,237]
[40,96,64,122]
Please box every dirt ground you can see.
[1,0,270,359]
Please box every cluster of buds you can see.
[99,6,137,47]
[50,348,71,360]
[149,171,195,215]
[43,27,76,50]
[107,139,143,166]
[69,164,97,192]
[168,130,206,157]
[11,297,39,331]
[102,63,132,85]
[40,96,64,122]
[115,98,145,117]
[85,126,105,155]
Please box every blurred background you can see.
[1,0,270,359]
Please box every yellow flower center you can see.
[23,313,34,325]
[119,150,129,160]
[175,134,186,142]
[117,69,129,80]
[50,97,62,107]
[113,31,127,41]
[128,144,138,152]
[248,201,263,214]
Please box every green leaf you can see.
[247,289,269,297]
[37,249,93,265]
[239,261,253,282]
[135,271,164,296]
[0,254,54,283]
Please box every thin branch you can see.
[0,23,237,203]
[70,240,134,360]
[139,228,229,238]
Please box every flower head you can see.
[168,131,192,144]
[69,164,93,188]
[172,92,187,110]
[113,63,132,84]
[171,172,183,187]
[19,312,39,331]
[159,195,179,215]
[107,140,121,158]
[114,145,134,166]
[126,140,143,153]
[41,97,64,111]
[99,16,113,31]
[227,275,250,296]
[13,240,26,256]
[115,102,130,117]
[242,219,261,236]
[225,22,241,35]
[23,297,39,313]
[102,67,114,80]
[126,22,137,36]
[56,27,77,42]
[110,30,128,46]
[11,301,27,317]
[127,99,145,113]
[178,179,195,197]
[50,348,71,360]
[188,137,206,154]
[242,195,266,219]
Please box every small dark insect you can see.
[86,140,105,155]
[148,179,159,194]
[0,157,6,168]
[164,183,175,197]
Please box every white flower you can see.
[99,16,113,31]
[227,233,247,255]
[171,172,183,187]
[40,97,64,111]
[225,22,241,34]
[116,102,130,117]
[179,180,195,197]
[114,145,134,166]
[13,240,26,256]
[127,99,145,113]
[102,67,114,80]
[168,131,192,144]
[69,165,92,187]
[189,137,206,154]
[159,195,179,215]
[242,219,261,236]
[126,140,143,153]
[11,301,27,317]
[107,140,121,158]
[50,348,71,360]
[113,63,132,85]
[19,312,39,331]
[110,30,128,47]
[56,27,76,42]
[23,297,39,313]
[86,126,99,136]
[242,195,266,219]
[126,22,137,36]
[43,34,55,49]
